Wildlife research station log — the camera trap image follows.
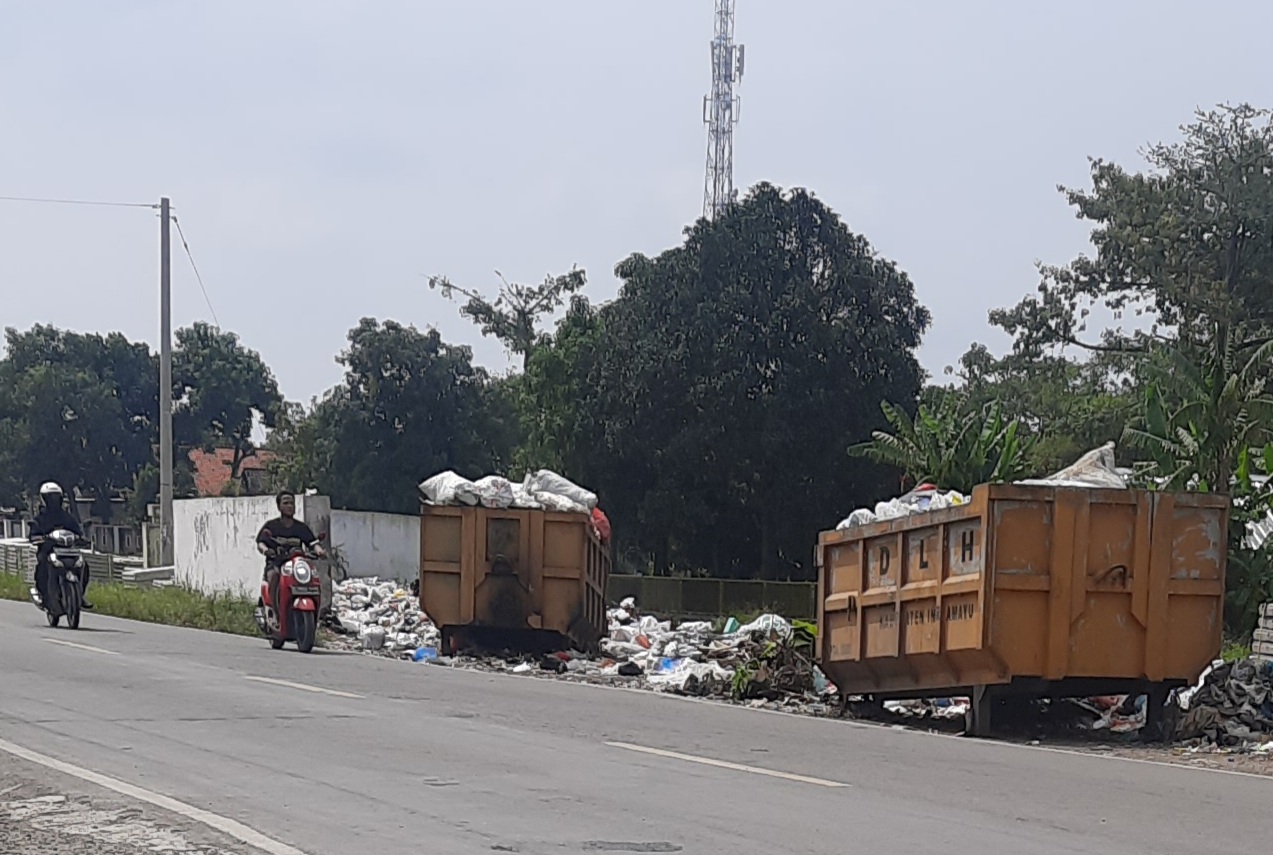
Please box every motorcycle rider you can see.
[256,491,324,629]
[29,482,93,610]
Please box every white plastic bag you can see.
[534,491,589,514]
[1018,442,1127,489]
[419,471,481,506]
[523,469,598,511]
[474,475,515,509]
[510,485,544,509]
[836,508,877,530]
[735,613,792,639]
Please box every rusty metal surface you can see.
[419,505,611,654]
[816,484,1229,698]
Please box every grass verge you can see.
[0,572,259,636]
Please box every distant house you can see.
[188,448,278,497]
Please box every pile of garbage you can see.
[1174,658,1273,746]
[322,582,833,713]
[325,577,440,655]
[836,443,1127,531]
[598,600,830,705]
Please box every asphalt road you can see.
[0,599,1266,855]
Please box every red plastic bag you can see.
[590,507,612,544]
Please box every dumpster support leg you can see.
[1143,683,1171,744]
[967,685,994,737]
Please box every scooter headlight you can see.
[293,561,312,584]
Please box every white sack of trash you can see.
[835,443,1128,530]
[419,468,597,514]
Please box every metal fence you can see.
[0,540,139,586]
[606,575,817,620]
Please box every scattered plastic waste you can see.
[412,646,439,663]
[837,484,969,530]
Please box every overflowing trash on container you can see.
[836,483,969,530]
[835,443,1128,530]
[419,468,610,543]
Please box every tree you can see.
[172,322,283,491]
[540,182,931,579]
[270,319,516,513]
[427,267,587,370]
[0,325,157,513]
[1124,336,1273,492]
[516,295,607,475]
[1225,445,1273,636]
[849,391,1035,494]
[992,103,1273,494]
[952,344,1141,473]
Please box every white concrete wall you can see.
[174,495,331,594]
[330,510,419,582]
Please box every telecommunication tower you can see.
[702,0,745,219]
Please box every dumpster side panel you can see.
[1161,494,1227,680]
[817,485,1228,699]
[419,506,468,629]
[986,488,1226,684]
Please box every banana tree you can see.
[849,391,1035,494]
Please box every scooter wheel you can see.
[296,611,317,654]
[46,612,60,628]
[270,636,286,650]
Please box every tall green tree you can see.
[0,325,157,512]
[172,322,284,490]
[270,319,516,513]
[532,182,931,579]
[992,103,1273,494]
[952,344,1141,473]
[516,295,607,475]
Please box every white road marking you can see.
[42,638,117,655]
[243,675,363,699]
[454,670,1273,783]
[606,741,848,788]
[0,738,306,855]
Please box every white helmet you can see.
[38,482,64,508]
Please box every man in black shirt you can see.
[256,491,324,628]
[29,482,93,610]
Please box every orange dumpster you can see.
[419,505,611,655]
[815,484,1228,736]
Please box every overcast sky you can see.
[4,0,1273,406]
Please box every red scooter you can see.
[254,532,326,653]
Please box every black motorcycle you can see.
[30,529,90,629]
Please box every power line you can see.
[170,215,221,328]
[0,194,157,209]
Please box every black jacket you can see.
[30,506,84,538]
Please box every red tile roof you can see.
[188,448,277,497]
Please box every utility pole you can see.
[159,197,173,566]
[703,0,744,220]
